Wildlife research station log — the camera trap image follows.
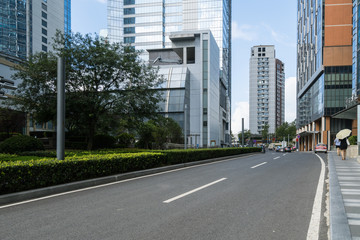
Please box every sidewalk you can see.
[328,151,360,240]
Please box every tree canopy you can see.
[275,121,297,142]
[7,31,164,149]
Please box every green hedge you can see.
[0,135,44,154]
[0,147,260,194]
[161,147,261,164]
[0,152,164,194]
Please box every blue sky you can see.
[71,0,297,134]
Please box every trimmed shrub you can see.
[161,147,261,164]
[348,135,357,145]
[116,133,135,148]
[0,152,164,194]
[93,134,116,149]
[0,135,44,154]
[0,147,261,194]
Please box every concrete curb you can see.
[328,152,352,239]
[0,152,258,206]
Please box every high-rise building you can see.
[107,0,231,145]
[249,45,285,135]
[0,0,71,134]
[296,0,353,151]
[0,0,71,60]
[149,30,220,147]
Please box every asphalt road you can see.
[0,151,326,240]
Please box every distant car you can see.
[276,146,282,152]
[314,143,327,153]
[284,147,292,152]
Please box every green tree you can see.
[136,116,183,149]
[261,124,269,142]
[275,121,296,142]
[7,32,164,150]
[238,129,252,145]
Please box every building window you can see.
[42,11,47,19]
[42,20,47,28]
[124,8,135,15]
[42,45,47,52]
[42,36,47,44]
[124,27,135,34]
[124,37,135,43]
[124,0,135,5]
[42,3,47,11]
[187,47,195,64]
[124,17,135,24]
[42,28,47,35]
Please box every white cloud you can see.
[261,23,296,48]
[231,101,249,135]
[285,77,297,123]
[232,21,258,41]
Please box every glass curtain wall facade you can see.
[0,0,71,136]
[0,0,27,59]
[107,0,231,145]
[0,0,70,61]
[297,0,353,150]
[64,0,71,35]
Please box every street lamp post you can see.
[57,57,65,160]
[184,104,187,150]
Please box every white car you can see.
[314,143,327,153]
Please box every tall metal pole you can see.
[242,118,244,147]
[184,104,187,149]
[57,57,65,160]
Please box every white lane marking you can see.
[163,178,227,203]
[0,154,256,209]
[251,162,267,169]
[306,154,325,240]
[273,157,280,160]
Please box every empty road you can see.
[0,151,326,239]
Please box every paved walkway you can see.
[329,151,360,240]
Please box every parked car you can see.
[314,143,327,153]
[284,146,292,152]
[276,146,283,152]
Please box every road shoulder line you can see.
[306,154,326,240]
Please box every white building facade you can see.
[249,45,285,135]
[107,0,231,146]
[148,30,220,147]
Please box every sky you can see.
[71,0,298,135]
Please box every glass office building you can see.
[0,0,71,61]
[0,0,71,136]
[297,0,353,151]
[107,0,231,145]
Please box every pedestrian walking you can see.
[339,137,350,160]
[334,138,341,156]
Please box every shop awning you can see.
[332,103,358,120]
[298,131,320,137]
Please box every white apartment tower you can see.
[249,45,284,135]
